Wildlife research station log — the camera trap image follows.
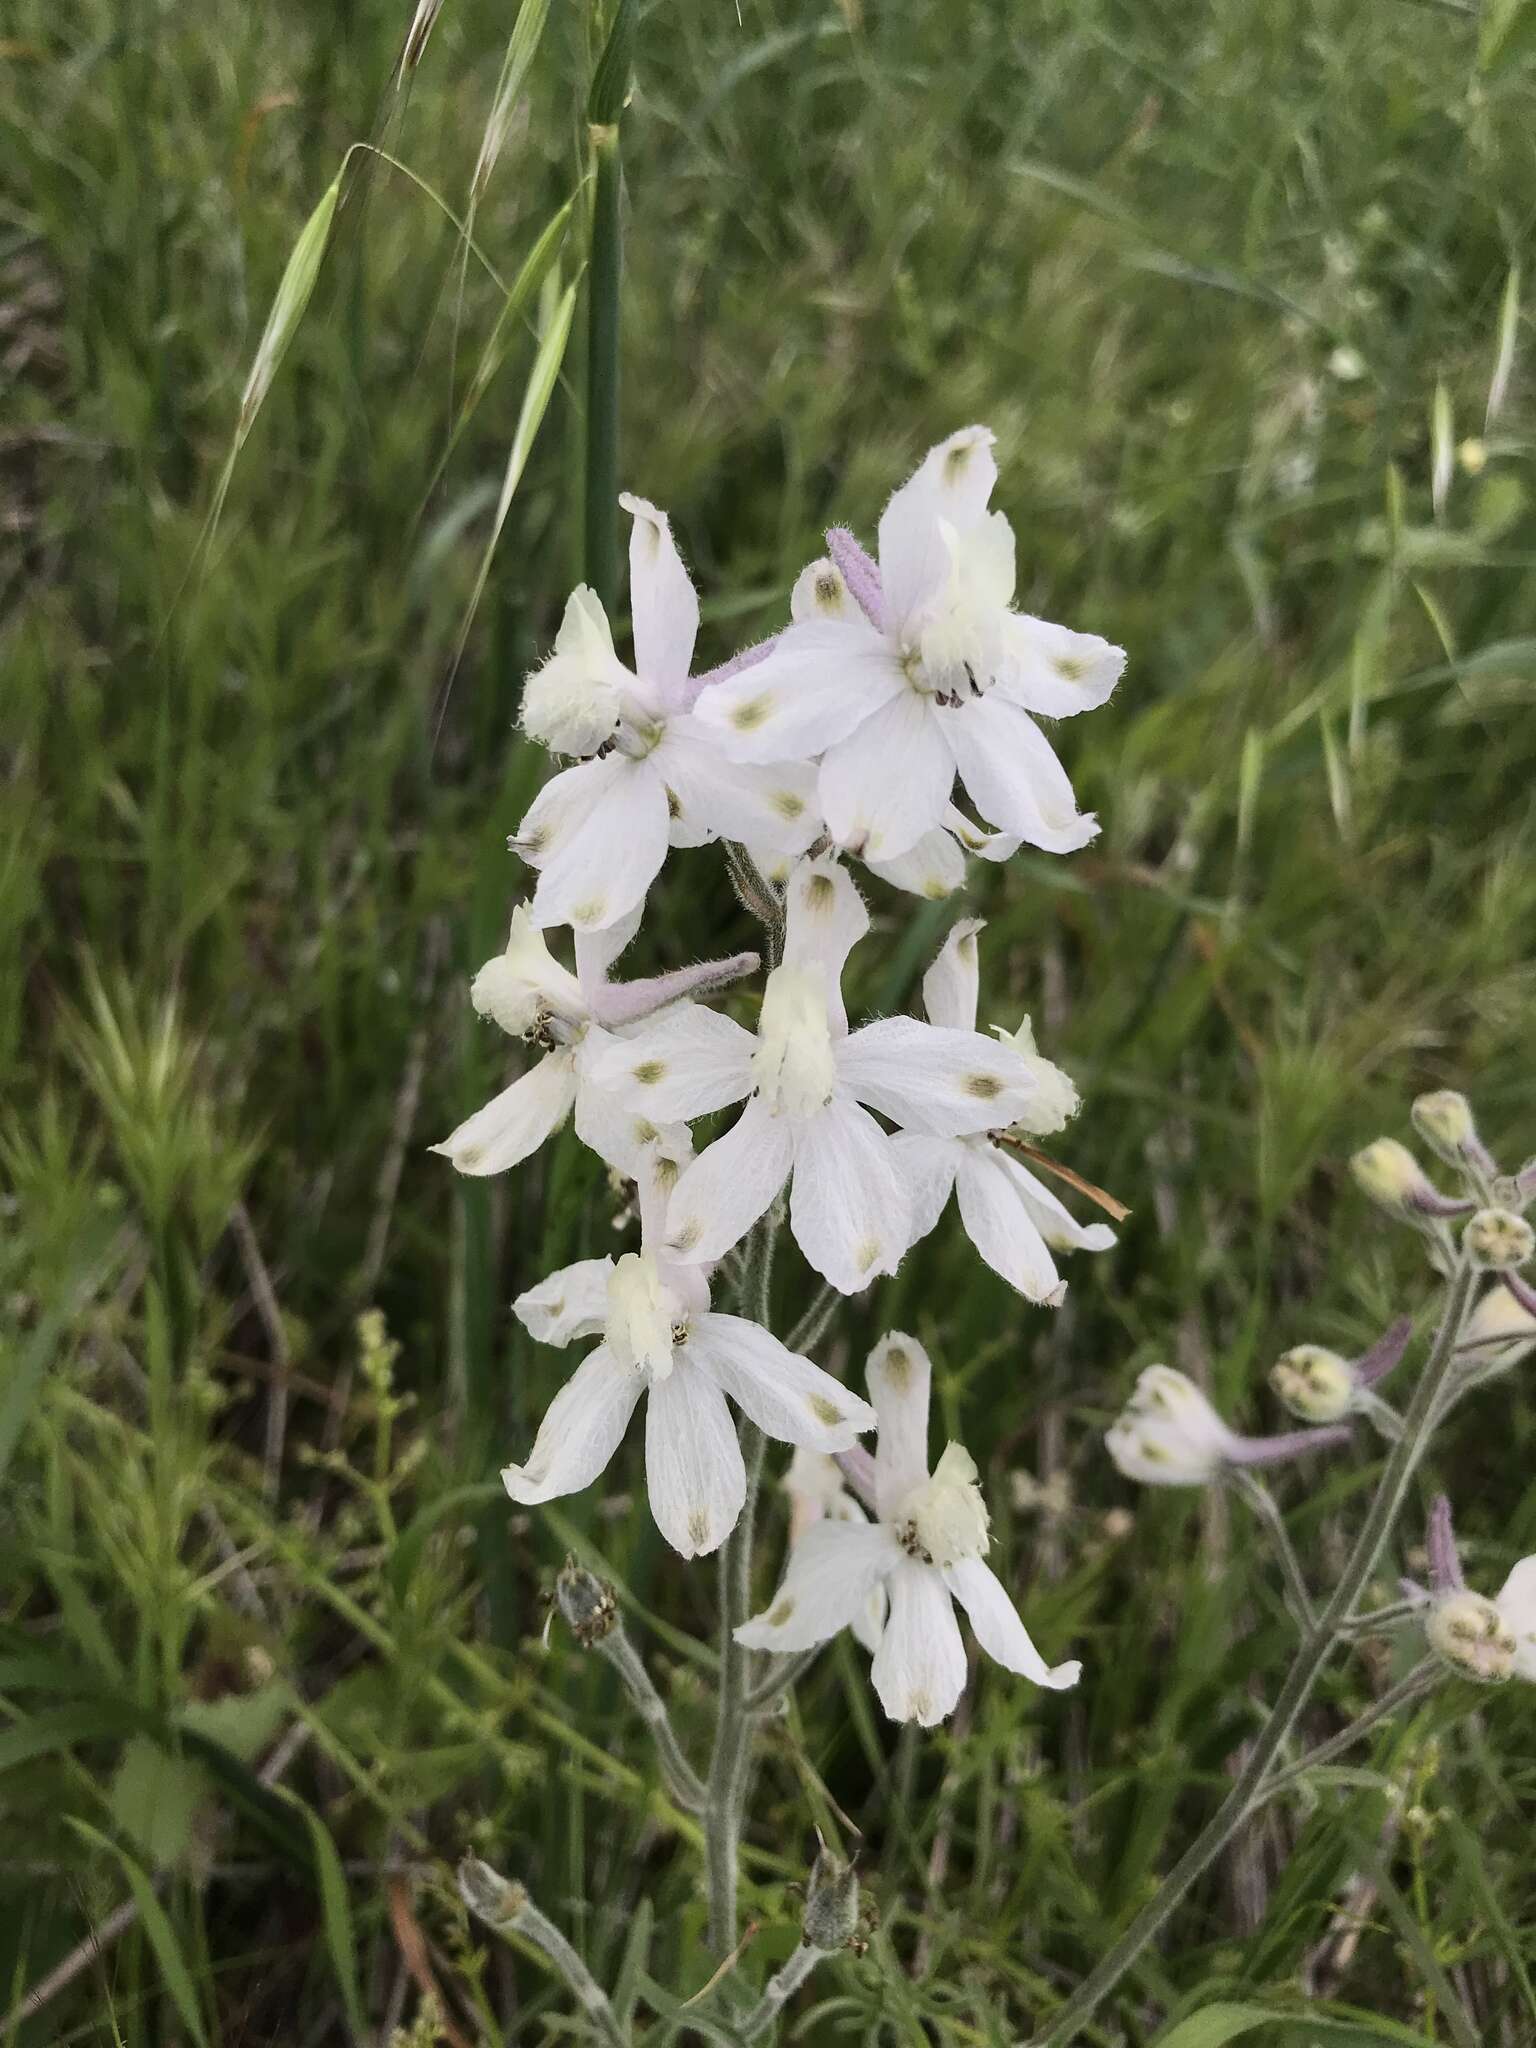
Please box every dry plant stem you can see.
[1030,1259,1475,2047]
[597,1622,706,1811]
[741,1944,825,2040]
[1229,1469,1315,1628]
[1261,1659,1440,1800]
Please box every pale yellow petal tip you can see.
[1043,1658,1082,1692]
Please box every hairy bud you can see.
[1270,1344,1353,1424]
[802,1844,860,1952]
[555,1556,619,1646]
[1350,1139,1440,1215]
[1425,1591,1516,1683]
[1464,1207,1534,1272]
[458,1854,528,1927]
[1410,1091,1484,1169]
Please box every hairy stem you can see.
[706,1416,766,1952]
[1030,1259,1474,2046]
[744,1642,825,1716]
[1228,1469,1315,1628]
[596,1622,707,1812]
[459,1858,627,2048]
[740,1942,825,2041]
[1261,1658,1440,1799]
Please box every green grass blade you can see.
[67,1819,211,2048]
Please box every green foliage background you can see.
[4,0,1536,2040]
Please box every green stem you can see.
[1029,1260,1474,2047]
[1228,1469,1315,1629]
[584,121,622,611]
[743,1643,825,1716]
[740,1942,824,2040]
[596,1621,707,1812]
[1261,1659,1440,1799]
[461,1860,627,2048]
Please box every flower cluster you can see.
[437,429,1124,1721]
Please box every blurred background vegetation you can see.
[4,0,1536,2040]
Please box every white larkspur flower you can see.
[1410,1497,1520,1683]
[513,495,820,933]
[590,856,1048,1292]
[1495,1555,1536,1683]
[430,904,756,1179]
[503,1165,877,1558]
[782,1448,887,1651]
[1106,1366,1351,1487]
[693,428,1123,864]
[890,920,1114,1305]
[737,1334,1081,1724]
[1460,1281,1536,1369]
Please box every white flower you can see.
[693,428,1123,864]
[503,1165,877,1558]
[782,1449,886,1651]
[513,496,820,932]
[1106,1366,1350,1487]
[590,856,1048,1292]
[1494,1556,1536,1683]
[737,1335,1080,1724]
[1106,1367,1238,1485]
[1461,1282,1536,1370]
[891,921,1114,1305]
[431,904,755,1179]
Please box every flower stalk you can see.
[459,1856,628,2048]
[1029,1258,1475,2046]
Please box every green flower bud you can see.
[1350,1139,1438,1215]
[1410,1090,1479,1167]
[555,1556,619,1646]
[458,1854,528,1927]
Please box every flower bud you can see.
[1410,1091,1482,1168]
[457,1854,528,1927]
[554,1557,618,1646]
[1350,1138,1441,1215]
[1270,1344,1354,1424]
[1105,1367,1235,1486]
[801,1844,860,1952]
[1461,1282,1536,1369]
[1424,1591,1516,1683]
[1463,1207,1534,1272]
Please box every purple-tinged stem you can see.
[591,950,760,1029]
[1426,1492,1465,1594]
[835,1446,878,1512]
[686,635,779,706]
[1354,1314,1414,1388]
[1502,1269,1536,1321]
[1226,1422,1353,1468]
[826,528,888,633]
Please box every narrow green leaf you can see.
[473,0,553,197]
[1486,263,1520,427]
[68,1819,211,2048]
[108,1735,207,1869]
[0,1229,121,1483]
[588,0,638,124]
[295,1800,366,2040]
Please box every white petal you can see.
[836,1016,1039,1136]
[1496,1556,1536,1683]
[571,1071,688,1179]
[944,802,1021,864]
[430,1050,577,1176]
[652,720,821,855]
[500,1344,643,1504]
[1001,1152,1117,1255]
[644,1358,746,1557]
[870,1558,968,1725]
[866,1332,933,1517]
[788,1096,909,1293]
[521,755,672,932]
[666,1095,795,1264]
[781,852,870,1033]
[954,1144,1064,1305]
[691,618,904,764]
[817,689,952,862]
[865,826,966,900]
[789,556,860,624]
[922,917,983,1032]
[620,493,699,698]
[993,611,1125,720]
[690,1313,877,1449]
[513,1257,615,1346]
[736,1519,898,1652]
[944,1556,1080,1690]
[588,1002,757,1124]
[877,427,998,628]
[573,902,644,993]
[942,695,1098,854]
[890,1133,960,1250]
